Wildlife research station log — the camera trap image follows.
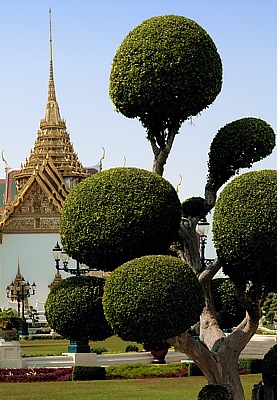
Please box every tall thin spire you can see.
[44,7,61,124]
[13,9,87,191]
[48,8,56,101]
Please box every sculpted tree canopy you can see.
[60,167,181,271]
[103,255,204,346]
[213,169,277,289]
[109,15,222,175]
[208,118,275,190]
[45,276,112,343]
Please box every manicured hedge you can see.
[238,358,263,374]
[72,366,106,381]
[105,363,188,379]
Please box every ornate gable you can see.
[0,158,69,234]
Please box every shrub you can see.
[0,368,72,383]
[198,384,230,400]
[213,170,277,289]
[90,347,108,354]
[105,363,188,379]
[72,366,106,381]
[262,344,277,387]
[125,345,139,353]
[103,255,204,345]
[238,358,263,374]
[60,167,181,271]
[45,276,112,342]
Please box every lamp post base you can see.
[68,339,90,353]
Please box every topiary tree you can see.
[45,276,112,352]
[109,15,222,176]
[60,14,276,400]
[262,344,277,399]
[103,255,204,347]
[60,167,181,271]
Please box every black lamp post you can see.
[6,279,36,335]
[197,218,210,270]
[52,242,95,277]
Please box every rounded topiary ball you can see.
[198,384,230,400]
[262,344,277,388]
[45,276,112,341]
[60,167,181,271]
[208,118,275,188]
[103,255,204,345]
[213,170,277,288]
[110,15,222,132]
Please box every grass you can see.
[20,336,143,356]
[0,375,261,400]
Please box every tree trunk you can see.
[173,255,261,400]
[149,128,178,177]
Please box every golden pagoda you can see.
[13,9,87,192]
[0,9,88,235]
[0,10,101,310]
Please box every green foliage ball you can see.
[211,278,245,330]
[208,117,275,188]
[198,384,230,400]
[103,255,204,345]
[181,197,205,218]
[262,344,277,388]
[60,167,181,271]
[213,170,277,288]
[109,15,222,135]
[45,276,112,341]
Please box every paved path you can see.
[240,334,276,358]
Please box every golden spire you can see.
[44,8,61,125]
[13,9,87,191]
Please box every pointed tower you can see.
[13,9,87,192]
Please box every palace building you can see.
[0,11,99,314]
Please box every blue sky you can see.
[1,0,276,256]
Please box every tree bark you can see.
[149,128,178,176]
[173,256,261,400]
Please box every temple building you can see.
[0,12,99,313]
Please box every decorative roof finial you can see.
[48,8,56,101]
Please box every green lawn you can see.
[20,336,143,356]
[0,375,261,400]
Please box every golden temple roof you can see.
[13,9,87,192]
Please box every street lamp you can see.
[6,278,36,335]
[52,242,95,276]
[196,218,210,270]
